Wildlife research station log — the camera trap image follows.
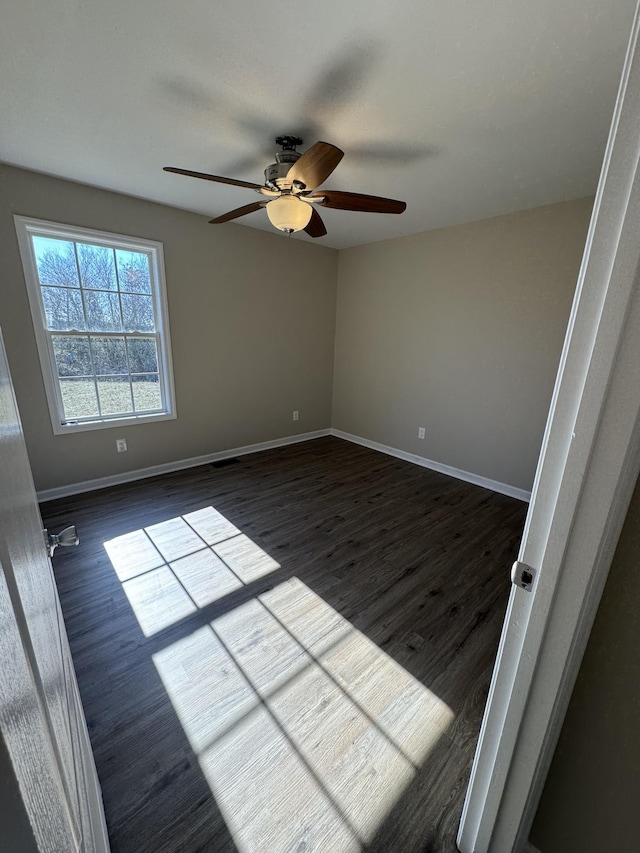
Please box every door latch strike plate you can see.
[511,561,536,591]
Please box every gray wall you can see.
[530,473,640,852]
[0,165,338,492]
[332,198,593,492]
[1,164,593,498]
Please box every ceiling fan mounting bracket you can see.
[275,135,303,151]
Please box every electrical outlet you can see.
[293,410,299,421]
[418,427,426,439]
[116,438,128,453]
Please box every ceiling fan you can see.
[163,135,406,238]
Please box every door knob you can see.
[45,525,79,558]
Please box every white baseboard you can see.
[37,427,531,504]
[36,429,331,503]
[330,429,531,502]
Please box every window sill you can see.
[52,410,177,435]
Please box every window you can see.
[15,217,176,434]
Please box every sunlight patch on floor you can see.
[154,576,454,851]
[105,506,454,851]
[171,549,243,608]
[120,565,197,636]
[103,507,281,636]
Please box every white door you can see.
[458,8,640,852]
[0,329,110,853]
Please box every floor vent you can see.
[211,457,240,469]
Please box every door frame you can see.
[458,5,640,850]
[0,328,110,853]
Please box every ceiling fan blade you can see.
[312,190,406,214]
[304,207,327,238]
[208,201,267,223]
[164,166,263,191]
[286,142,344,189]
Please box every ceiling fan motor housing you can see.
[265,149,302,190]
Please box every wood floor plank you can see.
[42,436,526,852]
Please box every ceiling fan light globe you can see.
[266,196,313,233]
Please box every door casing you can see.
[0,329,110,853]
[458,5,640,850]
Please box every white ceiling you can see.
[1,0,636,249]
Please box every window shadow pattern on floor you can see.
[104,506,454,852]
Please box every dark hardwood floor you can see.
[42,436,526,853]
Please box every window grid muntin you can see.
[33,281,152,295]
[72,240,103,418]
[112,250,133,395]
[49,330,162,423]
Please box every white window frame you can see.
[14,216,177,435]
